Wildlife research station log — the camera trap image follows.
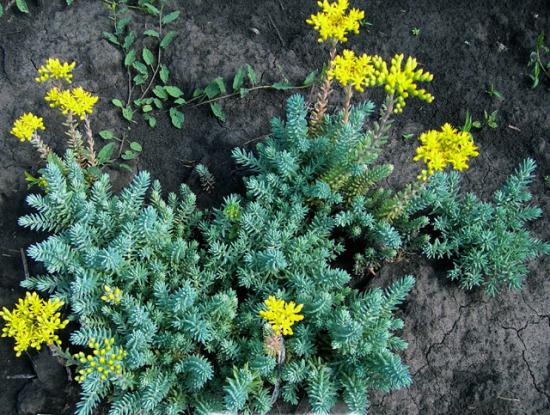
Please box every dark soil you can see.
[1,0,549,414]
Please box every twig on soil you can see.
[267,14,285,47]
[497,395,520,402]
[507,124,521,132]
[6,374,36,379]
[20,248,29,279]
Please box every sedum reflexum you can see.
[410,158,549,295]
[19,95,415,414]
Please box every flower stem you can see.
[30,134,52,160]
[342,85,353,124]
[309,41,338,131]
[84,116,98,167]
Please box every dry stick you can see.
[267,14,285,47]
[20,248,29,279]
[84,116,98,167]
[342,84,353,124]
[309,42,337,130]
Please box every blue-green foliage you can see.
[410,159,549,295]
[19,95,416,414]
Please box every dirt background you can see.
[0,0,549,414]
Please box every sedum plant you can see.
[19,143,415,414]
[410,158,549,295]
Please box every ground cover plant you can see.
[0,1,549,414]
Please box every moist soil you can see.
[0,1,549,414]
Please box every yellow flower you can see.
[414,123,479,180]
[328,49,377,92]
[100,285,122,304]
[35,58,76,83]
[0,292,68,357]
[306,0,364,43]
[372,54,434,113]
[45,87,98,120]
[10,113,46,142]
[73,337,126,383]
[259,296,304,336]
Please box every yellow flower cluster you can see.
[306,0,364,43]
[10,113,46,142]
[0,292,68,357]
[35,58,76,83]
[414,123,479,180]
[45,87,98,120]
[259,296,304,336]
[100,285,122,304]
[328,49,377,92]
[372,54,434,113]
[74,338,126,383]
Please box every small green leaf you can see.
[112,99,124,108]
[142,104,153,113]
[193,88,204,98]
[121,150,138,160]
[174,98,186,105]
[164,86,184,98]
[205,78,224,99]
[169,108,185,129]
[163,10,180,24]
[123,31,136,50]
[240,88,249,98]
[233,67,246,91]
[144,29,160,38]
[472,121,482,129]
[153,85,169,99]
[303,70,318,86]
[117,163,134,172]
[124,49,136,67]
[87,166,102,177]
[160,65,170,83]
[103,32,120,46]
[143,48,155,66]
[133,74,147,86]
[246,64,257,86]
[98,130,114,140]
[160,31,176,49]
[133,61,148,75]
[146,115,157,128]
[153,98,163,109]
[16,0,29,13]
[116,16,131,33]
[271,82,293,90]
[0,5,4,17]
[144,3,160,16]
[210,103,225,122]
[97,143,115,164]
[122,107,134,122]
[130,142,143,152]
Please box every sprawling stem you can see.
[135,5,164,106]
